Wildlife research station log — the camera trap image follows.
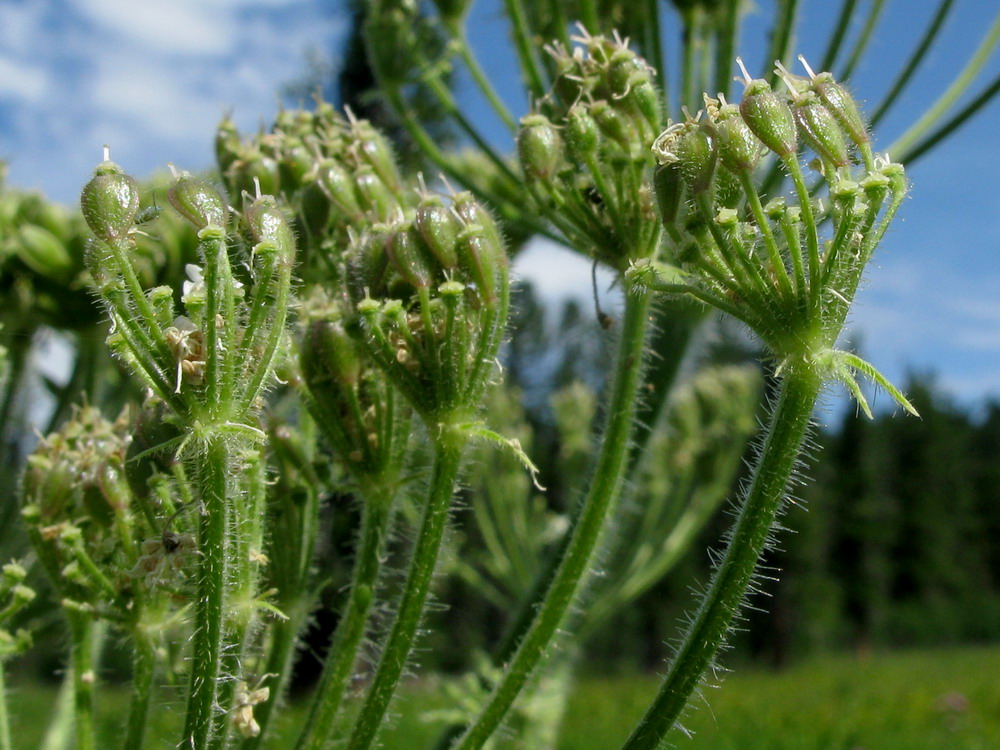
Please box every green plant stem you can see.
[764,0,799,86]
[345,425,466,750]
[244,469,320,750]
[502,0,547,101]
[620,365,822,750]
[644,0,666,101]
[819,0,857,73]
[451,284,652,750]
[889,9,1000,160]
[456,36,517,131]
[870,0,955,127]
[713,0,742,101]
[900,71,1000,165]
[837,0,886,81]
[211,448,267,750]
[67,610,96,750]
[0,660,10,750]
[296,486,395,750]
[123,630,155,750]
[39,656,75,750]
[182,437,231,750]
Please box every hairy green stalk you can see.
[295,486,394,750]
[123,630,155,750]
[67,610,96,750]
[621,364,822,749]
[182,437,232,750]
[452,283,652,750]
[345,425,467,750]
[0,661,9,750]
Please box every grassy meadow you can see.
[6,645,1000,749]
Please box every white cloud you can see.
[74,0,236,56]
[513,237,617,305]
[0,56,50,102]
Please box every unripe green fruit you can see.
[15,225,74,280]
[386,223,435,290]
[591,100,639,153]
[168,174,229,229]
[303,320,362,387]
[675,124,718,194]
[517,114,564,182]
[456,224,503,306]
[793,94,850,167]
[414,196,460,269]
[653,163,684,227]
[739,79,797,157]
[811,72,870,148]
[566,104,601,162]
[81,161,140,241]
[245,195,295,264]
[714,105,762,173]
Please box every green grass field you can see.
[7,645,1000,748]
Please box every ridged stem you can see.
[889,9,1000,160]
[345,425,466,750]
[182,437,231,750]
[620,365,822,750]
[0,660,10,750]
[296,486,395,750]
[123,630,155,750]
[451,284,652,750]
[67,610,96,750]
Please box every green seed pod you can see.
[414,195,459,269]
[245,195,295,265]
[451,193,505,262]
[713,104,762,174]
[792,93,850,168]
[303,319,362,387]
[739,79,797,157]
[591,100,639,154]
[15,225,74,281]
[630,82,663,133]
[608,49,651,98]
[278,141,313,191]
[168,173,228,229]
[348,225,392,302]
[148,285,175,328]
[81,160,140,241]
[810,72,870,149]
[239,154,281,198]
[386,223,435,290]
[674,123,718,194]
[714,166,743,209]
[566,104,601,162]
[317,159,363,218]
[351,120,404,194]
[215,116,242,173]
[653,162,685,227]
[354,168,398,222]
[455,223,504,305]
[517,114,564,183]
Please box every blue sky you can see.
[2,1,999,411]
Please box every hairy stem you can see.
[67,611,96,750]
[0,661,10,750]
[182,437,231,750]
[620,365,822,749]
[123,630,155,750]
[296,486,395,750]
[452,284,652,750]
[345,426,466,750]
